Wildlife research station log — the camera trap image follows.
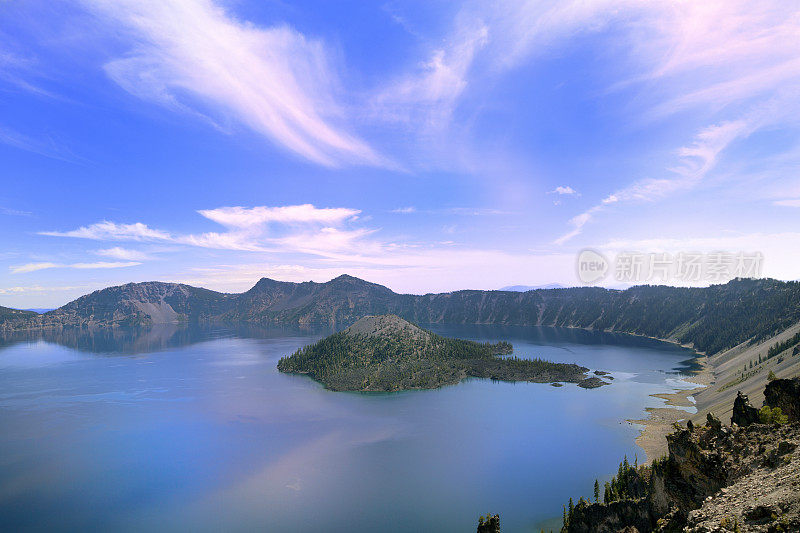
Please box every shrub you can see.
[759,405,788,425]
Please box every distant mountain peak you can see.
[501,283,566,291]
[329,274,372,286]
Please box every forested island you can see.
[277,314,605,391]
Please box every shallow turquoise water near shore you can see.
[0,325,697,532]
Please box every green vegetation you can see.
[560,455,651,529]
[602,455,646,504]
[277,315,594,391]
[759,405,788,425]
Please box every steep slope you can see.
[690,321,800,425]
[277,315,597,391]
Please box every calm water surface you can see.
[0,324,698,532]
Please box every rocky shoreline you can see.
[629,356,712,463]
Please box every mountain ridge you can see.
[2,276,799,356]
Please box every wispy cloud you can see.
[391,207,416,214]
[373,0,800,171]
[373,17,488,128]
[555,118,756,244]
[198,205,360,228]
[0,49,58,99]
[41,221,171,241]
[549,186,578,196]
[40,204,366,256]
[10,262,62,274]
[0,126,80,162]
[0,207,33,217]
[10,261,141,274]
[82,0,381,167]
[95,247,153,261]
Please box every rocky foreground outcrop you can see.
[562,380,800,533]
[565,419,799,532]
[731,391,761,426]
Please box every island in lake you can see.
[277,314,608,391]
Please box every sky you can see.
[1,0,800,308]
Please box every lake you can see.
[0,324,698,532]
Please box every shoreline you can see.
[628,355,713,463]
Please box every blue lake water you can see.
[0,325,698,532]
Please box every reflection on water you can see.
[0,325,698,532]
[0,323,334,355]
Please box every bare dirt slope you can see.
[691,322,800,424]
[634,322,800,463]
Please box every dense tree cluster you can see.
[602,455,646,504]
[560,455,649,529]
[767,330,800,358]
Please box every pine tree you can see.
[594,479,600,502]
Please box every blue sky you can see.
[1,0,800,308]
